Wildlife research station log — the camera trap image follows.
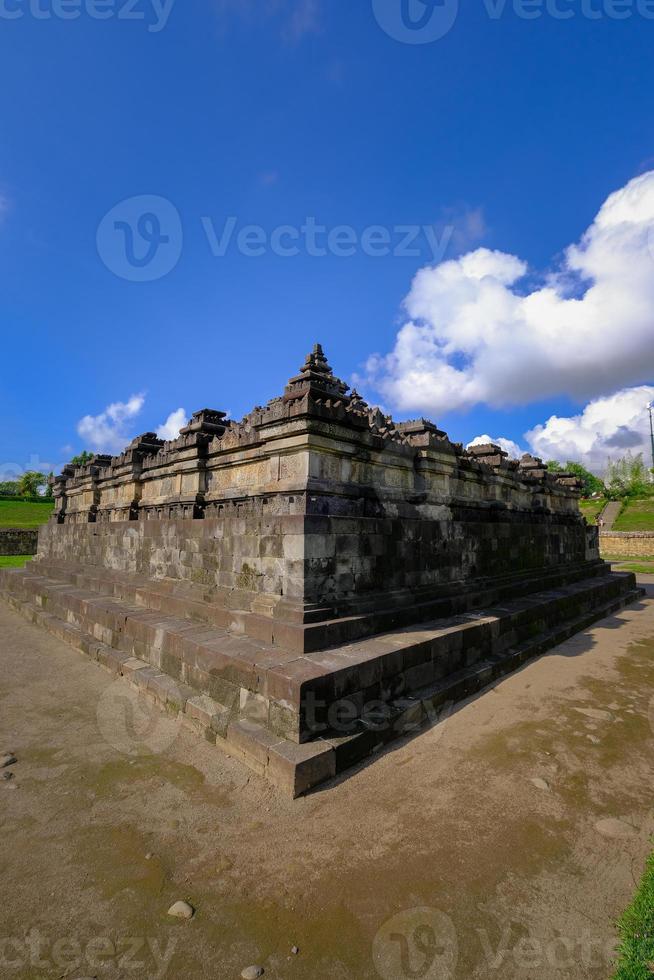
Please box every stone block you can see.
[267,739,336,798]
[226,719,281,767]
[239,689,269,726]
[131,665,162,691]
[121,657,150,678]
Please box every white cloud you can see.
[466,385,654,475]
[157,408,187,442]
[526,385,654,475]
[364,171,654,416]
[467,434,524,460]
[77,394,145,455]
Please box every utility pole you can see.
[648,402,654,481]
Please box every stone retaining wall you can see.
[600,531,654,558]
[0,529,38,556]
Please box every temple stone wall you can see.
[36,507,595,619]
[38,514,305,604]
[301,510,595,611]
[0,529,38,556]
[41,345,594,648]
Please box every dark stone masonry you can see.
[0,528,38,557]
[0,346,643,795]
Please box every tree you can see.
[44,473,54,499]
[18,471,47,497]
[71,451,94,466]
[547,460,605,497]
[562,462,605,497]
[606,452,651,498]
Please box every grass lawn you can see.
[614,499,654,532]
[614,561,654,575]
[0,555,33,568]
[0,498,54,528]
[579,498,607,523]
[613,847,654,979]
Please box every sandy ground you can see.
[1,580,654,980]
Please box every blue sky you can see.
[1,0,654,477]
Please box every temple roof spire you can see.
[284,343,350,403]
[300,343,332,377]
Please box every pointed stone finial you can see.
[300,343,332,377]
[285,344,349,403]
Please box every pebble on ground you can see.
[241,967,264,979]
[167,901,195,920]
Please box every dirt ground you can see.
[1,580,653,980]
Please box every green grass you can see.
[0,555,33,568]
[0,498,54,528]
[579,497,607,523]
[615,561,654,575]
[614,499,654,532]
[613,847,654,978]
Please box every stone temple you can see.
[0,346,642,795]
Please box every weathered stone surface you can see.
[600,531,654,558]
[0,529,37,556]
[267,739,336,798]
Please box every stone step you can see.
[0,584,335,797]
[0,569,642,796]
[0,568,295,716]
[21,555,611,653]
[1,565,643,744]
[318,584,644,773]
[2,564,638,743]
